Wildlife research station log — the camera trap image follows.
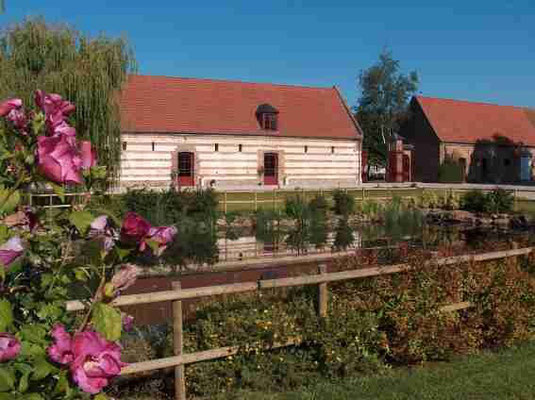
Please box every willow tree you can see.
[0,18,136,179]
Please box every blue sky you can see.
[1,0,534,107]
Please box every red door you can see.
[177,152,194,187]
[263,152,278,185]
[403,154,411,182]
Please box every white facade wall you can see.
[120,133,362,190]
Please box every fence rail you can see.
[66,246,532,400]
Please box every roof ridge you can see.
[417,95,534,110]
[129,74,334,91]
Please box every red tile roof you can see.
[119,75,362,139]
[415,96,535,146]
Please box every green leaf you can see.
[74,267,89,282]
[32,357,56,381]
[0,186,20,215]
[94,394,109,400]
[54,370,71,395]
[115,246,131,261]
[21,394,44,400]
[0,299,13,331]
[19,325,47,344]
[18,369,30,393]
[49,183,65,202]
[0,367,15,392]
[0,394,11,400]
[145,239,160,254]
[69,210,95,235]
[92,302,122,341]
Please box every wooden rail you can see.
[66,247,532,399]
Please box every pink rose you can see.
[122,314,134,332]
[48,324,74,365]
[6,108,28,132]
[0,237,24,269]
[89,216,116,252]
[70,331,125,394]
[53,121,77,138]
[35,90,76,136]
[110,264,139,294]
[0,98,22,117]
[147,226,177,255]
[79,140,97,169]
[37,134,82,185]
[120,212,151,245]
[0,333,21,362]
[1,209,38,232]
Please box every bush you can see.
[116,246,535,398]
[332,189,355,216]
[461,190,488,213]
[461,189,514,214]
[438,159,465,183]
[486,188,514,213]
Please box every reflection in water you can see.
[217,219,531,263]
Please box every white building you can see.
[119,75,364,190]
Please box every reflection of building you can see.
[119,75,363,190]
[401,96,535,183]
[217,231,362,262]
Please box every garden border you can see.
[66,246,532,400]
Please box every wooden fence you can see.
[66,246,532,400]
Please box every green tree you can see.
[0,18,136,179]
[355,49,418,167]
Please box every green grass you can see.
[515,199,535,217]
[214,340,535,400]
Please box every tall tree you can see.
[0,18,136,180]
[355,49,418,167]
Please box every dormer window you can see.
[256,103,279,131]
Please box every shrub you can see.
[116,246,535,399]
[332,189,355,216]
[461,189,514,214]
[461,190,488,213]
[438,158,465,183]
[485,188,514,213]
[0,92,175,398]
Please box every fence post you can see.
[254,191,258,212]
[317,263,328,317]
[172,281,186,400]
[223,192,228,214]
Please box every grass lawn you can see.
[214,340,535,400]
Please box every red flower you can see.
[120,212,151,245]
[0,98,22,117]
[37,135,82,185]
[48,324,74,365]
[70,331,125,394]
[0,237,24,269]
[79,140,97,169]
[0,333,20,362]
[147,226,177,255]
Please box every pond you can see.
[216,214,532,263]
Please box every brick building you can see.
[119,75,363,190]
[400,96,535,183]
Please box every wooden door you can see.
[177,152,194,187]
[402,154,411,182]
[263,152,278,185]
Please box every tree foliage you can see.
[0,18,136,179]
[355,50,418,166]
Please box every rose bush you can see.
[0,92,176,399]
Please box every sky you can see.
[1,0,534,107]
